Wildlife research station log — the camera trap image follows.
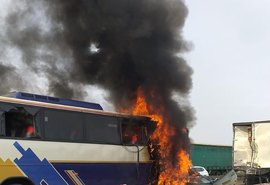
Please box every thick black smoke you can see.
[49,0,192,106]
[48,0,194,150]
[2,0,194,175]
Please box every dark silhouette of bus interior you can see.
[121,117,153,146]
[5,107,35,138]
[122,124,144,145]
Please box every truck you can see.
[190,143,232,175]
[233,121,270,185]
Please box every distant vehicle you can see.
[233,121,270,185]
[190,143,232,175]
[191,166,209,176]
[0,92,157,185]
[188,170,237,185]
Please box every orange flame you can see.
[131,88,192,185]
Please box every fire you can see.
[131,88,192,185]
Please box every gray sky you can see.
[184,0,270,145]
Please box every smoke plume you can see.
[49,0,194,151]
[0,62,25,94]
[1,0,194,181]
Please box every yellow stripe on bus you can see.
[65,170,83,185]
[0,158,24,180]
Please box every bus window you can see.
[43,109,83,142]
[0,111,5,136]
[5,107,35,138]
[122,124,147,145]
[84,114,121,144]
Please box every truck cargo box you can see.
[190,144,232,175]
[233,121,270,170]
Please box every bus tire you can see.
[1,177,34,185]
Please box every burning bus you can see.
[0,92,158,185]
[1,0,194,184]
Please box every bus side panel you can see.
[0,139,153,185]
[53,162,152,185]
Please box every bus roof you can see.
[8,91,103,110]
[0,93,151,122]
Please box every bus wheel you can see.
[1,177,34,185]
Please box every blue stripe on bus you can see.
[11,141,153,185]
[13,141,68,185]
[52,162,153,185]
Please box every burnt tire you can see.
[1,177,34,185]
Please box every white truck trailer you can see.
[233,121,270,185]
